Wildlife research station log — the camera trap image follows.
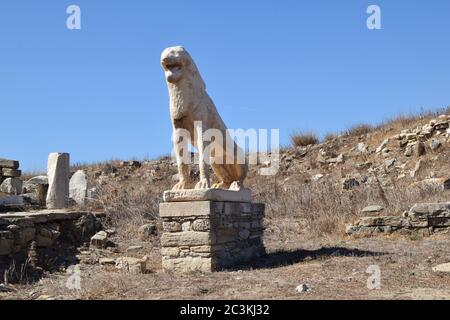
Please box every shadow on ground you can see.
[230,246,387,271]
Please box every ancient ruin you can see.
[0,154,102,280]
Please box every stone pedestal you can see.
[160,190,265,273]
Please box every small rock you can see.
[430,139,442,151]
[36,295,55,300]
[432,263,450,274]
[410,160,423,178]
[295,284,311,293]
[90,231,108,249]
[115,256,148,274]
[0,178,23,195]
[414,142,426,157]
[361,205,385,214]
[99,258,116,265]
[312,174,324,181]
[138,223,157,239]
[126,245,143,252]
[342,177,360,190]
[376,139,389,153]
[105,228,116,236]
[384,159,395,169]
[357,143,369,154]
[0,284,14,293]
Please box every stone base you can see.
[160,199,265,273]
[163,188,252,203]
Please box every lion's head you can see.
[161,46,205,90]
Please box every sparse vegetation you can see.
[345,123,374,137]
[290,131,319,147]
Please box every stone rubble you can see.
[346,202,450,236]
[396,114,450,157]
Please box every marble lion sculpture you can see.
[161,46,248,191]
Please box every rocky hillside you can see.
[58,109,449,240]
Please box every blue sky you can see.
[1,1,450,171]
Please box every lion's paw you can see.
[195,178,210,190]
[229,181,243,191]
[172,180,189,190]
[212,182,226,189]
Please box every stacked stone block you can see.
[0,159,22,195]
[160,201,265,273]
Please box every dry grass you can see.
[345,123,374,137]
[251,173,448,239]
[290,132,319,147]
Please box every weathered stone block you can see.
[160,201,212,217]
[162,221,182,232]
[162,257,214,273]
[161,231,214,247]
[409,202,450,218]
[163,188,251,203]
[192,219,210,231]
[161,247,180,257]
[0,159,19,169]
[115,257,147,274]
[1,168,21,178]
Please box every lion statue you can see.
[161,46,248,191]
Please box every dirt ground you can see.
[2,228,450,300]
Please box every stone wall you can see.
[160,201,265,273]
[346,202,450,236]
[0,210,102,256]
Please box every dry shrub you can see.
[252,174,447,240]
[323,133,339,142]
[94,180,164,239]
[290,132,319,147]
[345,123,374,137]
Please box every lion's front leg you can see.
[194,122,211,190]
[172,128,190,190]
